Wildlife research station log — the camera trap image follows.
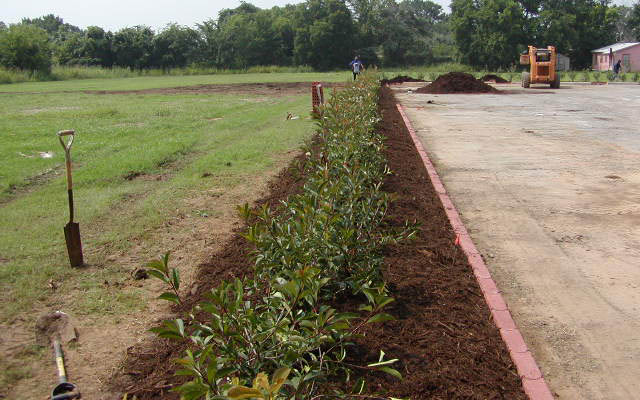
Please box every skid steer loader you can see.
[520,46,560,89]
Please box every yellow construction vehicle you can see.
[520,45,560,88]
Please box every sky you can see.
[2,0,635,32]
[2,0,451,32]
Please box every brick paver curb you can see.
[396,103,554,400]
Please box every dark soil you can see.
[381,75,426,85]
[111,85,525,400]
[416,72,500,94]
[481,74,510,83]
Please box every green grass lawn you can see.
[0,76,319,322]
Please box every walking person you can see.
[349,56,364,80]
[613,59,622,80]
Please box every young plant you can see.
[145,252,183,306]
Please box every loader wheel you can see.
[522,72,531,88]
[551,74,560,89]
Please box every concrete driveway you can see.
[394,83,640,400]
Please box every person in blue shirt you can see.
[613,59,622,79]
[349,56,364,80]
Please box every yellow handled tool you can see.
[51,339,81,399]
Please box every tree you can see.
[55,31,85,64]
[451,0,618,70]
[0,24,52,73]
[0,22,6,31]
[196,19,220,67]
[451,0,528,69]
[84,26,114,67]
[346,0,387,48]
[21,14,81,37]
[533,0,618,69]
[152,24,200,69]
[112,26,154,70]
[613,6,635,41]
[630,2,640,40]
[293,0,357,70]
[384,0,447,65]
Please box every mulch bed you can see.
[110,86,525,399]
[416,72,500,94]
[342,86,525,398]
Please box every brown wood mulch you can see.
[108,85,526,400]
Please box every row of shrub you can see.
[148,74,415,399]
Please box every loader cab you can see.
[520,45,560,89]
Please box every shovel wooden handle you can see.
[57,130,75,191]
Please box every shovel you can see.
[57,130,84,267]
[51,339,81,399]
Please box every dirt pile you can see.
[381,75,426,85]
[481,74,509,83]
[416,72,499,94]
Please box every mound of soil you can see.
[481,74,509,83]
[381,75,426,85]
[416,72,500,94]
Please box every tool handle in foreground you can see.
[53,340,68,383]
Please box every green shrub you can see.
[148,74,415,400]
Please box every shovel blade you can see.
[63,222,83,267]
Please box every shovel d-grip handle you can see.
[57,130,75,191]
[57,130,76,222]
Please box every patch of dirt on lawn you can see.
[417,72,500,94]
[88,82,345,97]
[0,151,304,400]
[106,148,308,400]
[1,165,64,206]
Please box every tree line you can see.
[1,0,639,75]
[451,0,640,69]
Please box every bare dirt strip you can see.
[0,82,346,97]
[111,85,526,399]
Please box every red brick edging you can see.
[395,103,554,400]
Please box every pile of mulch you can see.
[416,72,500,94]
[110,86,525,399]
[481,74,510,83]
[381,75,426,85]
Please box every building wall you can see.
[557,54,570,71]
[617,46,640,72]
[592,45,640,72]
[593,53,612,71]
